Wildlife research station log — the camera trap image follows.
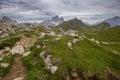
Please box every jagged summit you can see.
[42,15,64,27]
[105,16,120,27]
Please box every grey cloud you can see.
[0,0,120,24]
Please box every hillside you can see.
[105,16,120,27]
[0,23,120,80]
[88,22,110,30]
[57,18,87,30]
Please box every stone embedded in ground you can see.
[14,77,24,80]
[47,31,56,37]
[112,51,119,54]
[67,42,73,49]
[57,34,62,37]
[45,55,52,68]
[37,45,41,48]
[102,42,109,45]
[11,43,25,55]
[50,66,58,74]
[0,33,9,38]
[72,39,80,44]
[71,71,78,77]
[0,57,3,61]
[58,28,65,35]
[51,58,62,66]
[51,38,61,43]
[39,32,46,38]
[1,63,9,68]
[95,40,100,45]
[40,50,51,61]
[23,51,31,57]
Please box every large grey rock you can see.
[11,43,25,55]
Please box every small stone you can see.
[47,31,56,37]
[45,55,52,67]
[11,43,25,55]
[72,39,79,44]
[0,57,3,61]
[95,40,100,45]
[50,66,58,74]
[37,45,41,48]
[67,42,72,49]
[1,63,9,68]
[39,32,46,38]
[14,77,24,80]
[71,71,78,77]
[23,51,31,57]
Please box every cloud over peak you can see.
[0,0,120,23]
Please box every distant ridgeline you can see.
[57,18,87,30]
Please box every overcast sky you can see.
[0,0,120,24]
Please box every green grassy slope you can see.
[23,32,120,80]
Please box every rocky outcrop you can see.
[57,18,87,30]
[11,42,25,55]
[42,15,64,27]
[105,16,120,27]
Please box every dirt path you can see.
[2,56,26,80]
[2,35,37,80]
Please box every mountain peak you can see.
[42,15,64,27]
[105,16,120,27]
[2,16,13,21]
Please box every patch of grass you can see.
[0,36,20,50]
[0,55,16,76]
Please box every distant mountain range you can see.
[42,15,64,27]
[88,22,110,30]
[57,18,87,30]
[105,16,120,27]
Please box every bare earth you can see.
[2,35,37,80]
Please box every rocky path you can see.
[2,35,37,80]
[2,56,26,80]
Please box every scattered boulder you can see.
[58,28,65,35]
[67,42,73,49]
[0,57,3,61]
[51,38,61,43]
[47,31,56,37]
[50,66,58,74]
[51,58,62,66]
[40,50,51,61]
[11,42,25,55]
[37,45,41,49]
[95,40,100,45]
[14,77,24,80]
[39,32,46,38]
[1,63,9,68]
[23,51,31,57]
[72,39,80,44]
[45,55,52,69]
[102,42,109,45]
[0,33,9,38]
[112,51,119,55]
[57,34,62,37]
